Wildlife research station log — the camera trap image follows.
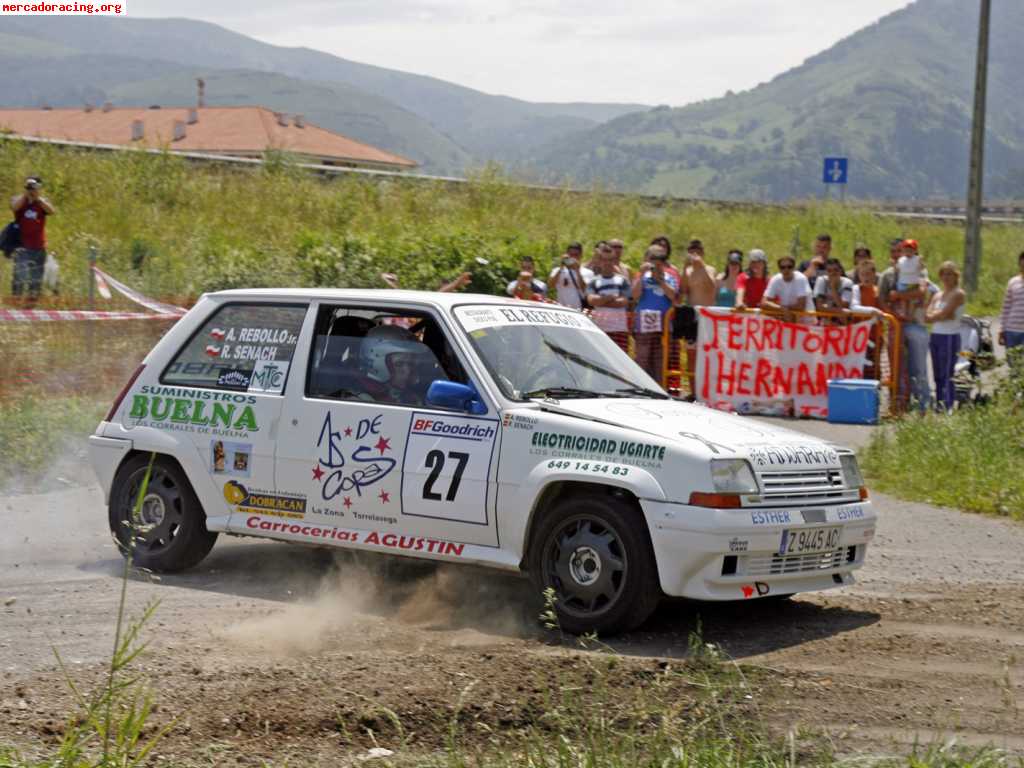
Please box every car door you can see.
[135,301,309,529]
[274,301,500,551]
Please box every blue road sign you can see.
[823,157,848,184]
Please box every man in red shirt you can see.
[11,176,55,306]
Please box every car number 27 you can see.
[401,413,499,526]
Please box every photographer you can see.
[631,245,678,381]
[547,242,593,309]
[10,176,55,307]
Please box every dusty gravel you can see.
[2,418,1022,762]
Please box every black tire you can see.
[108,454,217,572]
[527,493,660,636]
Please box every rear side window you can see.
[163,303,307,393]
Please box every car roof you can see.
[206,288,561,311]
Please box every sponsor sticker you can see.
[210,440,252,478]
[750,510,792,526]
[529,431,666,468]
[224,481,306,519]
[455,304,602,333]
[248,360,290,394]
[127,385,259,437]
[216,369,252,391]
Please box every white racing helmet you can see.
[360,324,434,383]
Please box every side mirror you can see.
[425,380,487,415]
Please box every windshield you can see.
[454,304,666,400]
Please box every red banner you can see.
[695,307,875,419]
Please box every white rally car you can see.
[90,289,875,634]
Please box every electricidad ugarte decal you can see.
[531,431,666,462]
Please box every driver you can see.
[360,323,435,405]
[382,350,422,405]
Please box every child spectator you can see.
[735,249,770,309]
[896,239,927,291]
[631,246,678,382]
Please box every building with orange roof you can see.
[0,104,417,171]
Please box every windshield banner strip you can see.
[455,305,603,333]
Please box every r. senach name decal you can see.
[411,417,496,441]
[531,432,666,462]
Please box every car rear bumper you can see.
[640,499,876,601]
[88,430,132,503]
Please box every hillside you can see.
[533,0,1024,200]
[0,16,647,173]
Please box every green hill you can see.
[533,0,1024,200]
[0,16,647,172]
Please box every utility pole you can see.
[963,0,991,294]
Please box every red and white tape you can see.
[0,308,179,322]
[0,267,187,322]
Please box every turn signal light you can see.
[106,364,145,422]
[858,486,870,500]
[688,492,742,509]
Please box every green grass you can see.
[0,395,107,492]
[861,368,1024,520]
[0,140,1020,314]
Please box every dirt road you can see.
[2,421,1022,762]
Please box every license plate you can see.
[778,526,841,556]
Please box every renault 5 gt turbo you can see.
[89,289,875,634]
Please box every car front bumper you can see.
[640,499,876,601]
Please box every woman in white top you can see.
[925,261,966,413]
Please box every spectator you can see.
[380,271,472,293]
[510,271,546,302]
[10,176,55,308]
[714,250,743,307]
[813,257,854,316]
[998,250,1024,358]
[851,259,880,310]
[608,239,632,281]
[547,242,594,309]
[761,256,813,321]
[851,245,872,285]
[897,238,927,290]
[649,235,682,283]
[631,245,678,382]
[679,239,717,397]
[505,256,547,298]
[877,238,909,410]
[735,249,770,309]
[877,238,905,315]
[925,261,966,413]
[585,240,608,272]
[586,246,631,352]
[799,233,832,284]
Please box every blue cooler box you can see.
[827,379,880,424]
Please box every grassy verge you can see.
[0,140,1020,313]
[0,395,107,492]
[861,367,1024,520]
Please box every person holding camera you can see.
[10,176,55,307]
[631,246,678,382]
[547,242,593,309]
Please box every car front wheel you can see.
[108,454,217,572]
[528,493,660,635]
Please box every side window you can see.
[163,303,307,393]
[307,306,467,407]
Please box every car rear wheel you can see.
[528,493,660,635]
[109,454,216,572]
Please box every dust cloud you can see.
[219,550,538,656]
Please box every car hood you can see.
[533,398,843,469]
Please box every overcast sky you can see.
[133,0,913,105]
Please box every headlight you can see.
[840,454,864,488]
[710,459,759,494]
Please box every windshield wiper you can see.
[613,386,670,399]
[523,386,623,400]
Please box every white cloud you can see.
[130,0,913,105]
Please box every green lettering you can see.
[190,400,210,425]
[128,395,148,419]
[233,406,258,432]
[211,402,235,428]
[150,396,171,421]
[170,399,191,423]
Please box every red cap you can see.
[900,238,918,251]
